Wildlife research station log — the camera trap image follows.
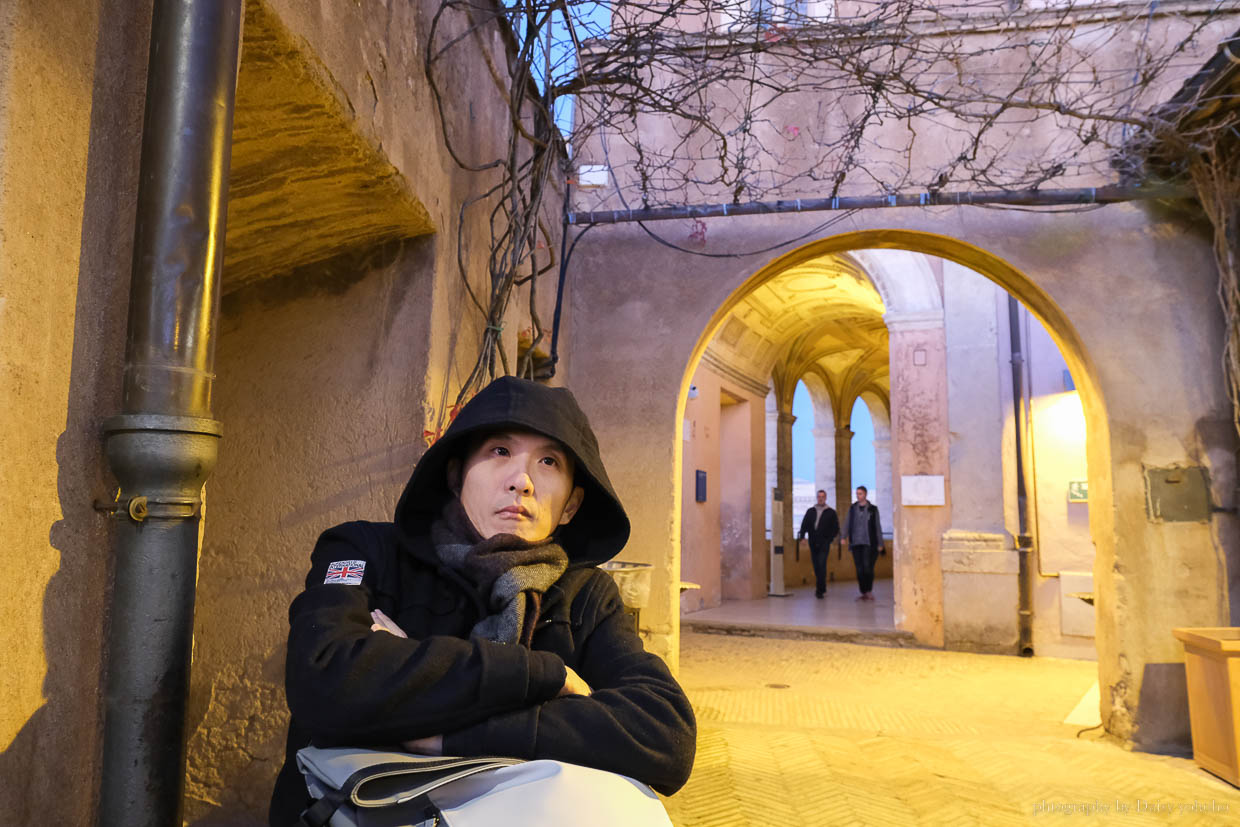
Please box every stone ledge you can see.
[682,619,921,648]
[941,530,1019,574]
[223,0,436,294]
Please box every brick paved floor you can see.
[663,633,1239,826]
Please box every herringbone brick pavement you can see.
[663,633,1240,826]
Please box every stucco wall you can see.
[681,369,724,611]
[566,202,1236,751]
[185,239,446,822]
[0,0,149,822]
[0,0,566,821]
[680,362,767,611]
[719,395,763,600]
[182,1,566,822]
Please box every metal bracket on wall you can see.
[94,494,201,522]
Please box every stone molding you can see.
[699,348,771,398]
[940,530,1019,574]
[883,309,946,332]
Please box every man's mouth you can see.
[497,505,531,518]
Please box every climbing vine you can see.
[422,0,1238,428]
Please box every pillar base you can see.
[941,530,1020,654]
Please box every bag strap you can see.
[298,789,344,827]
[298,762,444,827]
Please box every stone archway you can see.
[570,206,1234,749]
[679,231,1113,649]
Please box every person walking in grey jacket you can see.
[840,486,885,601]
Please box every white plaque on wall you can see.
[901,475,945,506]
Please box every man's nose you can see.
[507,467,533,494]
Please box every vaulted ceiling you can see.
[702,253,889,417]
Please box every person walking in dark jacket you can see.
[797,489,839,599]
[269,377,696,825]
[841,486,885,601]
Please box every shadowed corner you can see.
[1135,661,1192,757]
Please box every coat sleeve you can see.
[284,523,568,744]
[798,508,813,539]
[875,507,885,548]
[441,572,697,795]
[826,509,840,543]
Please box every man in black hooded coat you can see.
[269,377,697,826]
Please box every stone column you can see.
[886,309,951,647]
[833,425,853,518]
[812,424,836,505]
[939,263,1019,652]
[777,410,796,587]
[943,262,1007,535]
[872,434,893,532]
[764,394,778,535]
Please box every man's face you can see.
[458,430,585,543]
[816,491,827,506]
[856,488,868,505]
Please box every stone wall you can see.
[0,0,566,822]
[183,1,565,822]
[680,361,767,612]
[566,203,1237,752]
[0,1,150,823]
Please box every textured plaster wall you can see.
[1026,311,1099,661]
[224,0,437,291]
[0,0,149,822]
[719,396,763,601]
[943,264,1006,535]
[680,363,766,611]
[939,261,1098,659]
[186,241,441,822]
[566,202,1236,752]
[182,1,566,822]
[888,320,952,647]
[681,368,723,612]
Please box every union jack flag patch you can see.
[325,560,366,585]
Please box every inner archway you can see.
[676,230,1112,664]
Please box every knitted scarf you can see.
[431,498,569,647]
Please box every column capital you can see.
[835,426,854,439]
[777,412,797,426]
[883,309,945,332]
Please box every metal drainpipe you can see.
[97,2,242,825]
[1008,295,1035,657]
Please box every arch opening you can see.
[676,230,1110,665]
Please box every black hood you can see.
[395,377,631,567]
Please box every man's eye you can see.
[492,446,509,457]
[539,456,558,466]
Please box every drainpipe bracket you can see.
[102,414,222,521]
[94,494,202,522]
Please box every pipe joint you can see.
[102,414,222,522]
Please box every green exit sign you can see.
[1067,480,1088,503]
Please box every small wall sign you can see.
[1067,480,1089,503]
[901,474,945,506]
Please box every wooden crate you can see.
[1173,627,1240,787]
